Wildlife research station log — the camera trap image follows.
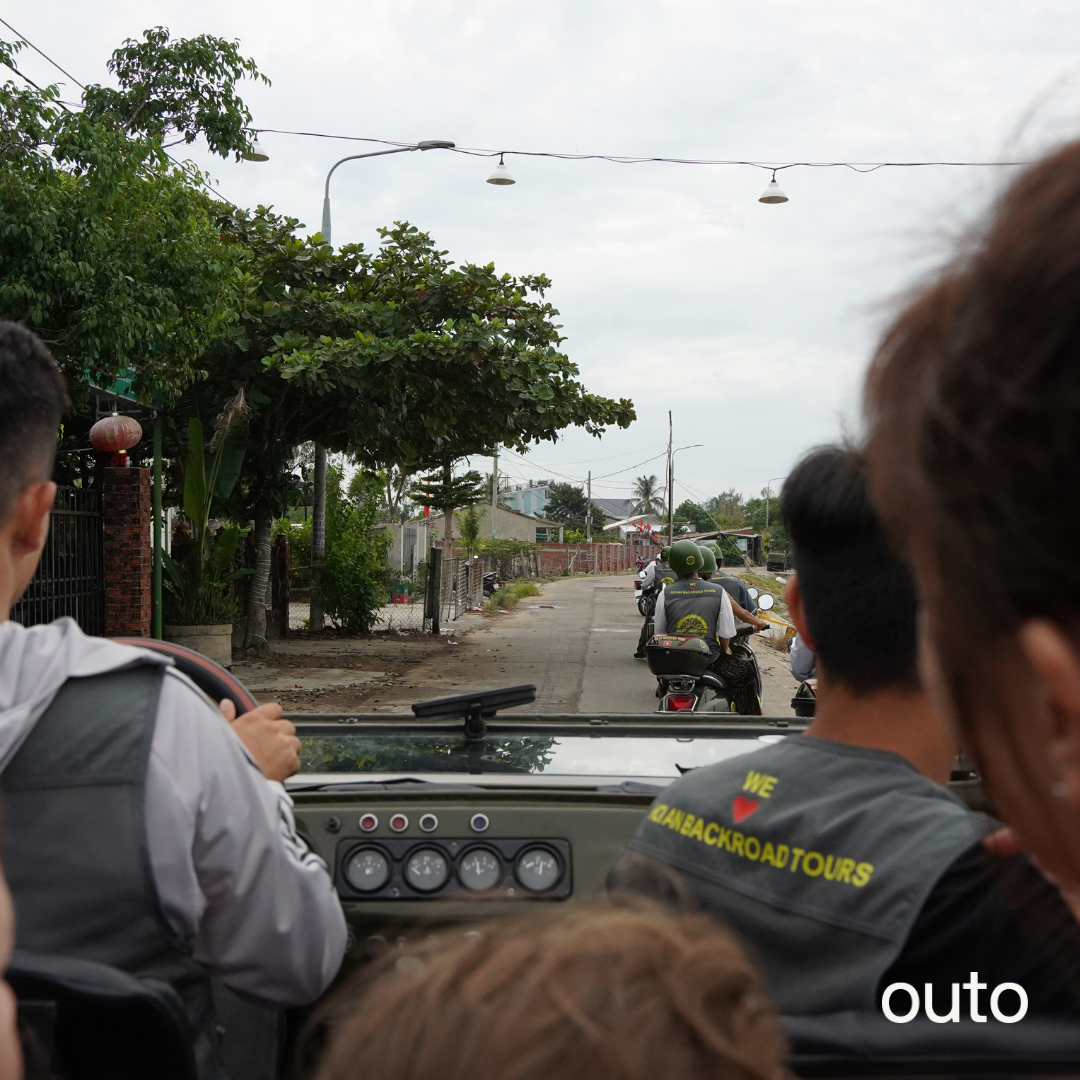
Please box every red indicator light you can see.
[359,814,378,832]
[666,695,698,711]
[389,814,409,832]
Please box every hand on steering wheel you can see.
[218,699,302,782]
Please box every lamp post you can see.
[667,443,703,542]
[320,139,455,246]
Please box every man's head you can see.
[318,906,786,1080]
[660,545,671,562]
[697,545,718,579]
[781,446,918,694]
[668,539,702,578]
[0,322,68,617]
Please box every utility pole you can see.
[586,471,593,544]
[667,412,674,545]
[491,446,499,537]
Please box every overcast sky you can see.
[14,1,1080,507]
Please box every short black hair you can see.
[0,322,69,524]
[781,445,918,693]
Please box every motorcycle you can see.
[635,568,652,616]
[791,678,817,717]
[646,594,775,714]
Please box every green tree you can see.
[0,32,265,403]
[407,465,488,552]
[632,474,665,516]
[673,499,712,533]
[707,487,746,530]
[542,482,604,533]
[192,213,634,632]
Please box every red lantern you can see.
[89,415,143,453]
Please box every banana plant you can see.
[161,395,254,625]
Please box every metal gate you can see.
[11,486,104,635]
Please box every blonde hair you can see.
[316,905,787,1080]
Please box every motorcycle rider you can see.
[653,540,764,714]
[634,546,673,660]
[702,542,756,614]
[697,546,768,629]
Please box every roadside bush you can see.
[485,578,540,615]
[321,469,392,632]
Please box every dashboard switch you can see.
[359,813,378,833]
[419,813,439,833]
[389,813,409,833]
[470,813,490,833]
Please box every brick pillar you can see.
[103,467,152,637]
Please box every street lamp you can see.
[320,139,455,246]
[667,443,704,543]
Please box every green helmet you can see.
[704,541,721,555]
[697,545,718,575]
[668,539,703,576]
[660,546,672,562]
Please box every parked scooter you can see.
[647,594,774,713]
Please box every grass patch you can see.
[728,570,791,620]
[484,579,541,615]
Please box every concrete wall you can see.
[427,505,562,545]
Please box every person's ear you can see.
[785,576,817,651]
[6,480,55,590]
[1018,619,1080,808]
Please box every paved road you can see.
[249,573,800,716]
[426,574,799,715]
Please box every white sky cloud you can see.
[16,0,1080,504]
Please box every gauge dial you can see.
[345,847,390,892]
[405,848,449,892]
[459,848,501,891]
[515,847,561,892]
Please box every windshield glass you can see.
[298,733,771,778]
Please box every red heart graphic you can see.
[732,795,759,823]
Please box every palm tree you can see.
[632,474,665,516]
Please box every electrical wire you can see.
[0,17,84,87]
[255,128,1027,174]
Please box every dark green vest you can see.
[661,577,728,654]
[627,736,995,1013]
[1,667,223,1079]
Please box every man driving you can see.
[652,540,765,715]
[0,323,347,1077]
[611,446,1080,1016]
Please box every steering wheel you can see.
[112,638,259,715]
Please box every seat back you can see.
[8,949,198,1080]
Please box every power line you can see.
[0,17,84,87]
[256,128,1028,174]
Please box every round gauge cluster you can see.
[338,840,566,898]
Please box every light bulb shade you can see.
[242,137,269,162]
[486,161,516,185]
[90,415,143,453]
[758,179,788,204]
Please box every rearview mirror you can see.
[757,593,775,611]
[639,570,647,579]
[747,587,759,600]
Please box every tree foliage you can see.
[0,34,259,403]
[195,211,635,521]
[542,482,604,532]
[632,474,665,516]
[673,499,713,533]
[83,27,268,159]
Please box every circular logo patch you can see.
[687,555,697,566]
[675,614,709,636]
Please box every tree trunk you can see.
[244,512,272,648]
[442,459,454,556]
[310,445,326,630]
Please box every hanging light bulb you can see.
[758,170,788,204]
[486,153,516,185]
[242,134,269,162]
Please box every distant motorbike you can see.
[482,572,499,597]
[647,594,774,713]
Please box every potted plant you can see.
[161,399,252,666]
